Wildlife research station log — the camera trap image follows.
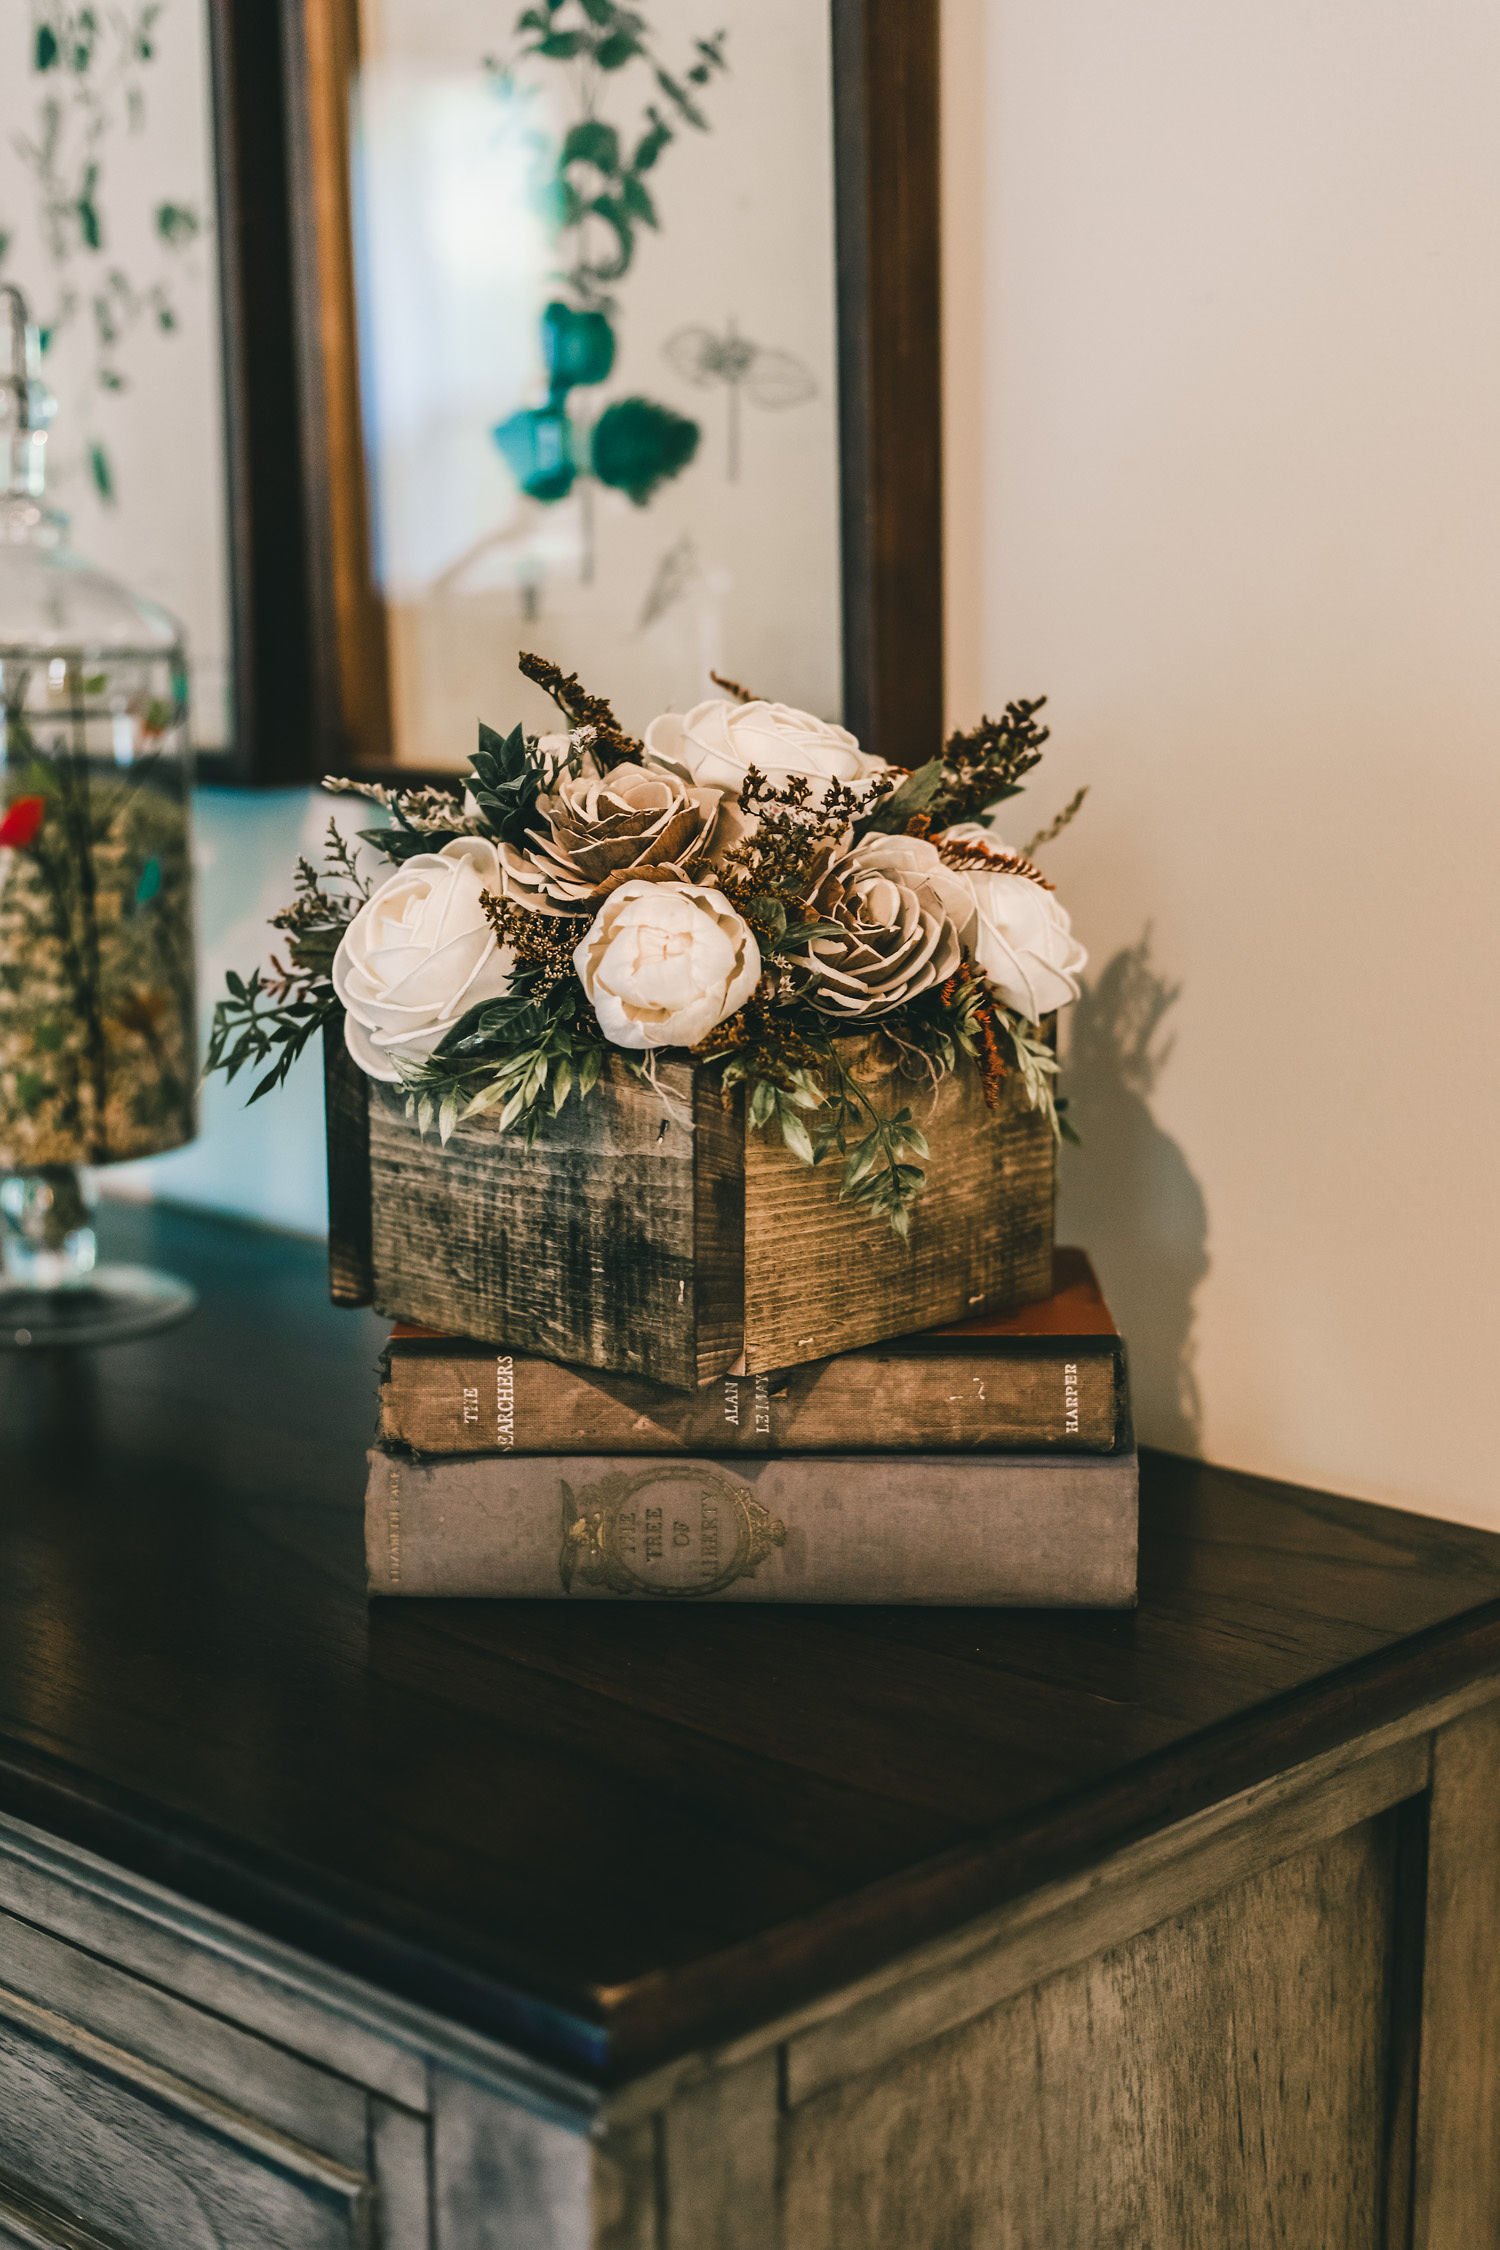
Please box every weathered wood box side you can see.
[324,1028,1054,1388]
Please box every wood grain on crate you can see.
[334,1026,1055,1387]
[739,1037,1053,1373]
[364,1055,716,1390]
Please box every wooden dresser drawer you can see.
[0,1982,372,2250]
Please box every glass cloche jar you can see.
[0,283,196,1345]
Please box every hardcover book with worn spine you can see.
[379,1248,1121,1458]
[364,1420,1138,1606]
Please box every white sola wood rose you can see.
[644,697,889,799]
[939,821,1087,1019]
[574,879,761,1050]
[332,836,516,1081]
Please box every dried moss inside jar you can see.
[0,282,196,1347]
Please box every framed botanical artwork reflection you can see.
[283,0,941,778]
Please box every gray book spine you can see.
[365,1447,1139,1607]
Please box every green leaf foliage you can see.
[595,27,643,68]
[541,299,615,391]
[402,972,608,1145]
[590,395,699,504]
[584,193,635,283]
[467,720,540,843]
[154,201,199,245]
[560,118,621,173]
[619,172,657,226]
[858,758,942,835]
[205,966,337,1105]
[493,401,576,501]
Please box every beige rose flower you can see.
[497,760,722,914]
[573,879,762,1050]
[795,831,965,1019]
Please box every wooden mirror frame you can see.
[202,0,941,785]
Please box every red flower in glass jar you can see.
[0,795,45,850]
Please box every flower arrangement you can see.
[208,655,1087,1235]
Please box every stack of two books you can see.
[365,1248,1138,1606]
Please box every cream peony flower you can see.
[939,822,1087,1019]
[573,879,761,1050]
[332,836,516,1082]
[643,697,888,802]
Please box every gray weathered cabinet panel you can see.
[0,1984,371,2250]
[0,1911,368,2170]
[782,1821,1395,2249]
[430,2067,594,2250]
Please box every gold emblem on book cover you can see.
[559,1465,786,1598]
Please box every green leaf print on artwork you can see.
[590,396,699,505]
[489,1,727,533]
[494,402,577,503]
[540,300,615,393]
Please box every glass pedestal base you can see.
[0,1166,195,1350]
[0,1266,196,1349]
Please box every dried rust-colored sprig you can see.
[938,835,1054,889]
[481,889,586,997]
[708,669,760,705]
[518,651,642,765]
[938,960,1010,1110]
[929,697,1050,826]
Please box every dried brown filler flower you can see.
[497,762,725,914]
[792,833,966,1019]
[712,766,883,957]
[708,669,760,705]
[517,651,641,765]
[479,890,586,998]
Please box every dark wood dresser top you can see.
[1,1202,1498,2085]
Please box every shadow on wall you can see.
[1058,931,1209,1453]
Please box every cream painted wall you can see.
[942,0,1500,1522]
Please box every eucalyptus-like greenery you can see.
[204,827,368,1103]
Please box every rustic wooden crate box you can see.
[325,1028,1054,1388]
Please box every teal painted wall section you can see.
[106,787,351,1237]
